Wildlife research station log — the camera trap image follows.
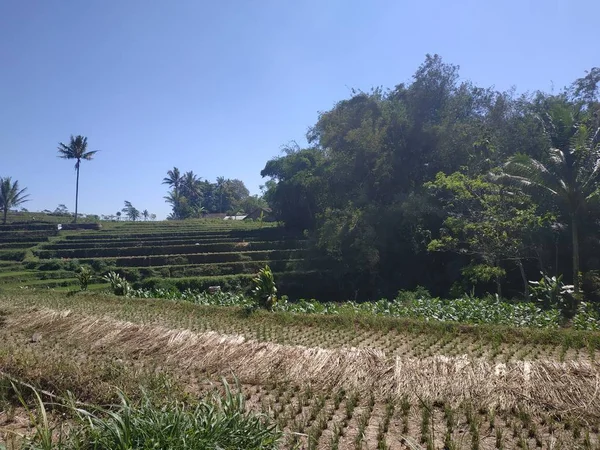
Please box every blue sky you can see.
[1,0,598,219]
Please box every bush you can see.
[103,271,132,296]
[252,265,278,310]
[90,258,114,273]
[572,302,600,331]
[25,379,281,449]
[76,266,92,291]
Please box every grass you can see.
[22,380,280,449]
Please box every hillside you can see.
[0,219,331,299]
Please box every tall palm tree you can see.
[162,167,183,197]
[0,177,30,224]
[502,103,600,294]
[142,209,149,221]
[57,135,98,223]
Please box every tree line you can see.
[261,55,600,301]
[162,168,266,220]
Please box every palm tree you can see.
[122,201,140,221]
[164,190,183,219]
[142,209,149,221]
[181,171,203,204]
[162,167,183,197]
[502,103,600,294]
[57,135,98,223]
[0,177,30,224]
[216,176,226,213]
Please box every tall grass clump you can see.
[22,379,281,450]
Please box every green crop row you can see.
[0,242,37,249]
[62,227,293,241]
[0,262,26,271]
[74,249,305,267]
[34,240,306,259]
[42,236,273,250]
[0,232,53,243]
[112,259,305,281]
[0,270,76,284]
[0,223,57,231]
[0,249,27,261]
[137,270,335,300]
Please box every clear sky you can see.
[1,0,598,219]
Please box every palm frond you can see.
[56,135,97,162]
[502,154,564,197]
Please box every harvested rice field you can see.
[2,290,600,449]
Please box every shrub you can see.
[252,265,278,310]
[529,272,574,312]
[90,258,113,273]
[76,266,92,291]
[103,271,132,296]
[24,379,281,449]
[572,302,600,331]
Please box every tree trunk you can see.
[2,206,7,225]
[517,259,529,298]
[495,261,502,297]
[74,162,80,223]
[572,215,580,295]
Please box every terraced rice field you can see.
[2,290,600,449]
[0,220,328,298]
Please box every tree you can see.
[122,201,140,221]
[0,177,30,225]
[180,171,203,210]
[116,211,121,221]
[57,135,98,223]
[216,176,226,213]
[54,204,69,216]
[150,213,157,221]
[162,167,183,196]
[142,209,149,221]
[427,172,548,296]
[502,102,600,295]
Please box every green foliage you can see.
[259,55,600,300]
[529,272,574,310]
[251,265,278,310]
[102,271,131,296]
[128,287,569,329]
[572,302,600,330]
[76,266,92,291]
[427,172,548,292]
[22,379,281,450]
[501,101,600,293]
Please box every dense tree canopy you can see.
[261,55,600,301]
[163,169,258,219]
